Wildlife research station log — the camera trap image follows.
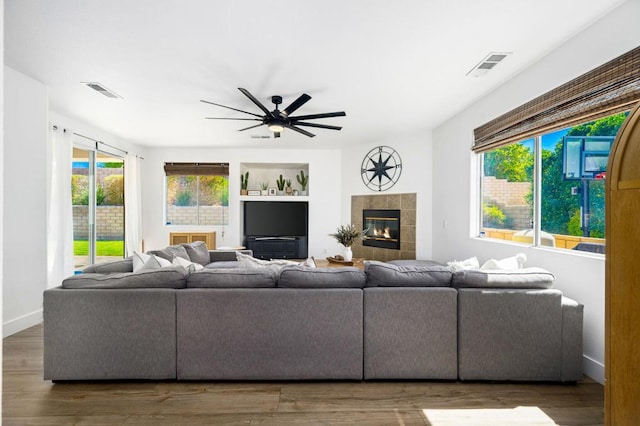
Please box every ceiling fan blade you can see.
[274,132,281,138]
[205,117,262,121]
[289,111,346,121]
[283,94,311,116]
[237,123,266,132]
[284,123,315,138]
[293,121,342,131]
[238,88,274,118]
[200,99,264,118]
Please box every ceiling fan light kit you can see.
[202,88,346,138]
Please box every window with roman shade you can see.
[164,163,229,226]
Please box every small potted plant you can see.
[296,170,308,196]
[285,179,293,195]
[260,182,269,196]
[329,224,367,262]
[276,174,286,195]
[240,171,249,195]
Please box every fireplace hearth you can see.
[363,209,400,250]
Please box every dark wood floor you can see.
[3,324,604,425]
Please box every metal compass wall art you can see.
[360,145,402,191]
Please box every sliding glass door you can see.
[72,147,124,271]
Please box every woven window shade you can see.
[473,46,640,153]
[164,162,229,176]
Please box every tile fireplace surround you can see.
[351,193,416,262]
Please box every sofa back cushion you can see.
[149,245,190,263]
[278,266,366,288]
[186,268,277,288]
[62,267,188,289]
[82,257,133,274]
[365,260,452,287]
[183,241,211,265]
[452,267,555,289]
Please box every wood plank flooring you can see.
[3,324,604,425]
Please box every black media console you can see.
[245,236,308,260]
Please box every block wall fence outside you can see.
[482,176,533,230]
[166,205,230,226]
[73,206,124,240]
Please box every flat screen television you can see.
[244,201,308,237]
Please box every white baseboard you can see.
[583,354,605,384]
[3,309,43,338]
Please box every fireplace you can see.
[363,209,401,250]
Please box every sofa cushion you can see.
[183,241,211,265]
[186,268,277,288]
[278,266,366,288]
[388,259,445,267]
[82,257,133,274]
[236,252,316,273]
[365,260,452,287]
[205,261,241,269]
[62,267,188,289]
[452,267,555,289]
[151,245,190,263]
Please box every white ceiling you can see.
[4,0,627,149]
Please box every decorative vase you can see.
[343,246,353,262]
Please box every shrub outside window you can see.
[480,112,628,253]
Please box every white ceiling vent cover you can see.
[467,52,511,77]
[82,82,122,99]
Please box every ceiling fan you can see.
[201,88,346,138]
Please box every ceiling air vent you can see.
[466,52,511,77]
[82,82,122,99]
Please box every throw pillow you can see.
[172,255,204,272]
[236,252,316,273]
[447,256,479,272]
[182,241,210,265]
[137,254,172,272]
[132,251,151,272]
[154,245,190,262]
[480,253,527,270]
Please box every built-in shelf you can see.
[240,162,310,196]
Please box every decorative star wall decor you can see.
[360,146,402,191]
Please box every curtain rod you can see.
[53,125,143,159]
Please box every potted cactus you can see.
[260,182,269,196]
[240,171,249,195]
[296,170,308,196]
[285,179,293,195]
[276,174,286,195]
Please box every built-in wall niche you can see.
[240,162,309,197]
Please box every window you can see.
[480,112,627,252]
[164,163,229,226]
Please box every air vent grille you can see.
[467,52,511,77]
[82,82,122,99]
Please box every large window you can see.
[164,163,229,226]
[480,112,627,252]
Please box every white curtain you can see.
[124,152,143,256]
[47,126,74,287]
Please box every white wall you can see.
[142,148,343,258]
[3,67,48,336]
[432,0,640,384]
[340,133,434,259]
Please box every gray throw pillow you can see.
[451,267,555,289]
[182,241,210,265]
[82,257,133,274]
[62,267,188,289]
[186,268,277,288]
[278,266,366,288]
[153,245,190,262]
[365,260,452,287]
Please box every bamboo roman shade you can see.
[164,162,229,176]
[473,46,640,153]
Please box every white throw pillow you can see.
[236,252,316,271]
[133,251,173,272]
[480,253,527,270]
[447,256,479,272]
[172,255,204,272]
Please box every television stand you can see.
[245,236,307,260]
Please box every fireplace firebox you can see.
[363,209,401,250]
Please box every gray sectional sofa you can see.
[43,248,584,382]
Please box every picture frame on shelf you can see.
[247,190,261,196]
[268,187,277,196]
